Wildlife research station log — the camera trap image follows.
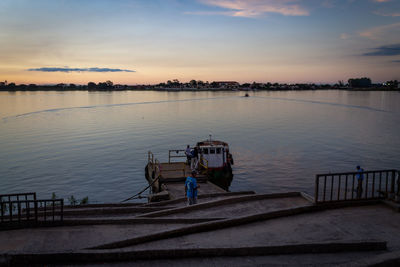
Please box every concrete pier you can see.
[1,191,400,266]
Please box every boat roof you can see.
[197,140,229,147]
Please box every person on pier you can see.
[191,147,199,171]
[185,171,200,205]
[185,145,191,165]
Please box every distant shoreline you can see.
[1,87,399,92]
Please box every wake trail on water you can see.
[253,96,389,113]
[2,95,390,122]
[2,96,236,121]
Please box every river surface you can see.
[1,90,399,203]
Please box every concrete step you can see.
[140,192,310,219]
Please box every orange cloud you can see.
[359,22,400,40]
[198,0,309,17]
[373,10,400,17]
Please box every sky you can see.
[0,0,399,85]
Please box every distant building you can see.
[213,81,239,89]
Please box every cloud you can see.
[359,22,400,40]
[373,10,400,17]
[27,67,135,73]
[193,0,309,18]
[373,0,391,2]
[362,44,400,56]
[340,33,350,40]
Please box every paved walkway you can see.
[1,192,400,266]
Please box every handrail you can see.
[1,196,64,226]
[314,169,398,204]
[0,192,36,203]
[199,156,209,171]
[168,149,186,163]
[148,151,154,165]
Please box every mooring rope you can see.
[120,175,160,202]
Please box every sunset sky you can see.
[1,0,399,85]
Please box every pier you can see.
[145,150,228,202]
[1,168,400,266]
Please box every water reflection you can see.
[0,90,399,203]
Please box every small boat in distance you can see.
[145,136,234,202]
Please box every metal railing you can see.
[168,149,186,163]
[1,193,64,227]
[199,156,209,171]
[148,151,155,165]
[314,169,399,204]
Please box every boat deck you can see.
[157,162,207,181]
[146,161,225,201]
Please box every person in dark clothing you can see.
[185,145,191,165]
[191,147,199,171]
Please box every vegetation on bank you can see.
[0,78,399,91]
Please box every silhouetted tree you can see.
[190,80,197,88]
[88,82,96,90]
[348,77,371,88]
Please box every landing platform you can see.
[145,161,220,201]
[1,192,400,266]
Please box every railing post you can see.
[61,199,64,222]
[9,200,12,222]
[314,175,319,204]
[52,200,55,222]
[0,199,3,223]
[17,201,21,223]
[397,171,400,197]
[34,201,38,223]
[391,170,396,196]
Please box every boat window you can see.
[210,148,215,154]
[203,148,208,154]
[216,148,221,154]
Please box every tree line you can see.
[1,78,399,91]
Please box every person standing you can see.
[185,171,200,205]
[185,145,191,165]
[356,165,364,198]
[191,147,199,171]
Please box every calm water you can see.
[1,90,399,203]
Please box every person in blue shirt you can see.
[356,165,364,198]
[185,171,200,205]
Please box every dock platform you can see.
[145,155,226,202]
[1,191,400,266]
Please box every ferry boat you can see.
[195,139,234,189]
[145,137,234,202]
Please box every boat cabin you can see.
[197,140,231,170]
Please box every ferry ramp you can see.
[1,191,400,266]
